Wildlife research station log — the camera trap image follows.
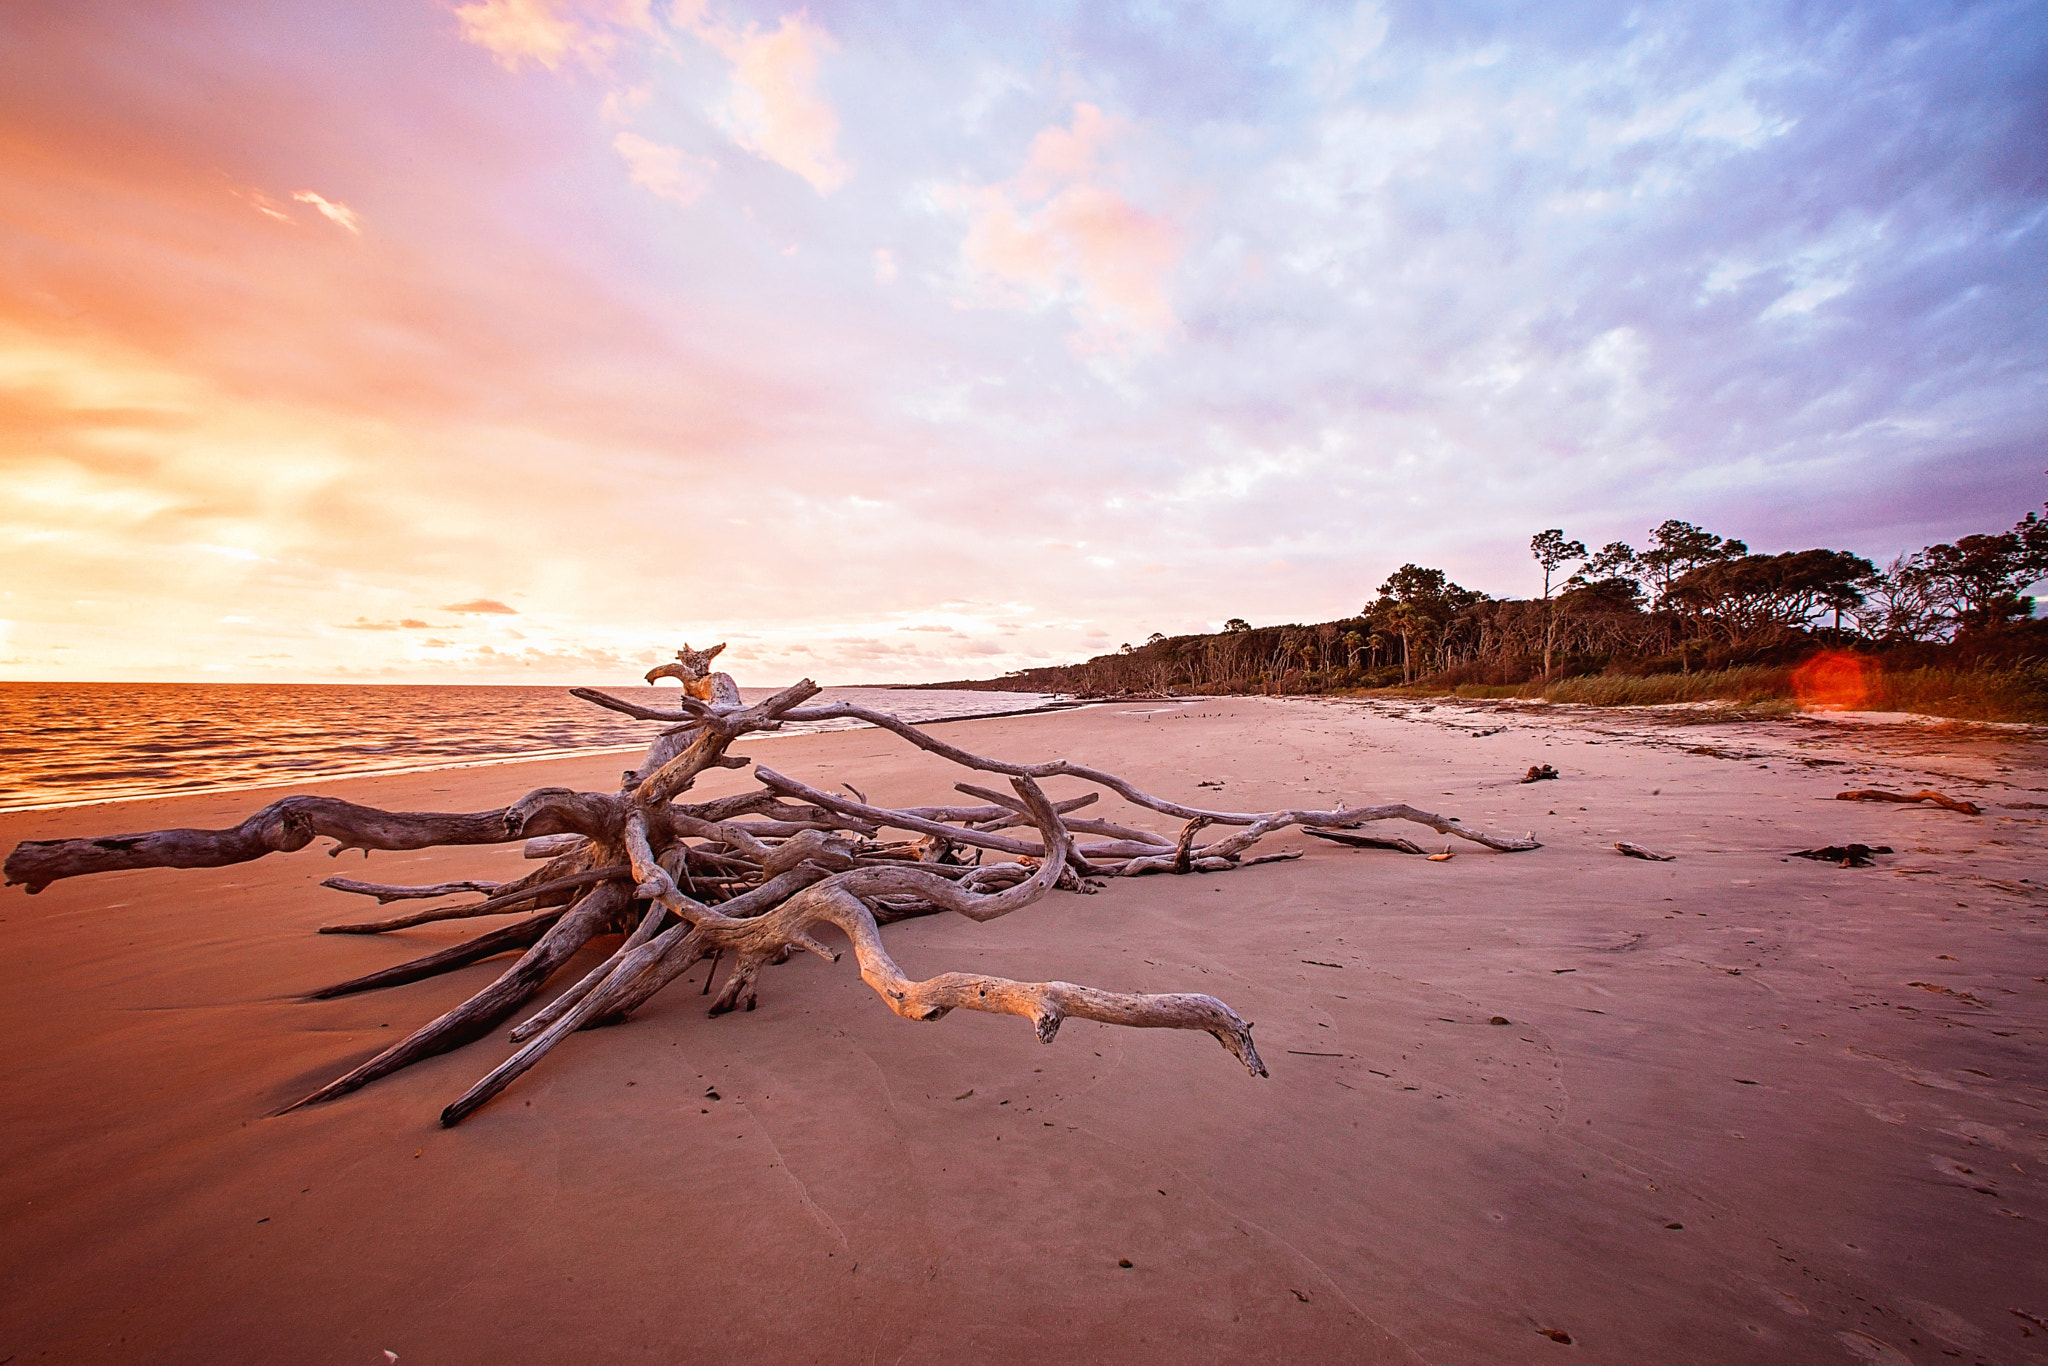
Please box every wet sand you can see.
[1,696,2043,1364]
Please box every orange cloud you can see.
[291,190,361,234]
[443,599,518,613]
[947,104,1180,356]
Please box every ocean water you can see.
[0,683,1061,811]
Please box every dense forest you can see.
[928,503,2048,705]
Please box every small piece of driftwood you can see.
[1835,789,1981,816]
[1522,765,1559,783]
[1305,829,1427,855]
[1792,843,1893,867]
[1615,842,1675,861]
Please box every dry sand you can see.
[1,696,2043,1365]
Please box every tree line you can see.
[945,502,2048,697]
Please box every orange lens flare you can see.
[1792,651,1870,711]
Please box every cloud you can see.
[234,187,295,223]
[872,248,897,283]
[291,191,361,234]
[612,132,714,207]
[442,598,518,613]
[695,13,849,193]
[943,104,1181,356]
[454,3,848,196]
[2,2,2042,685]
[453,0,586,71]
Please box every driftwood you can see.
[1835,789,1981,816]
[1792,843,1893,867]
[1304,829,1427,855]
[1614,841,1675,861]
[3,647,1542,1126]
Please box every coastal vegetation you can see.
[945,505,2048,722]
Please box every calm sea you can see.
[0,684,1062,812]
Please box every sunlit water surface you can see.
[0,684,1060,811]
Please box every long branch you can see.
[317,865,627,934]
[568,689,1535,850]
[320,877,504,903]
[3,794,614,894]
[766,702,1539,851]
[308,909,571,999]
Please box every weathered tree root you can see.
[316,863,623,934]
[4,663,1540,1125]
[309,908,570,999]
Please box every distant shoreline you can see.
[0,694,1088,815]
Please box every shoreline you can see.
[0,695,1089,817]
[2,696,2042,1363]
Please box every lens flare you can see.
[1792,651,1870,711]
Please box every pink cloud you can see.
[1015,102,1119,196]
[453,0,655,71]
[453,3,849,196]
[452,0,585,70]
[611,131,713,207]
[695,13,849,194]
[947,103,1181,356]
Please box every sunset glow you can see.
[2,1,2042,683]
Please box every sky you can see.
[1,0,2043,685]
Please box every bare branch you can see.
[317,865,627,935]
[320,876,505,904]
[309,909,570,999]
[771,701,1541,851]
[3,794,611,894]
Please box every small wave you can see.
[0,684,1060,811]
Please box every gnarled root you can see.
[281,882,623,1112]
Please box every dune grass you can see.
[1864,665,2048,722]
[1356,662,2048,723]
[1541,666,1794,707]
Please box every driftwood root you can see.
[5,664,1547,1126]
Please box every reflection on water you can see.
[0,684,1058,811]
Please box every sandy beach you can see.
[1,696,2043,1365]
